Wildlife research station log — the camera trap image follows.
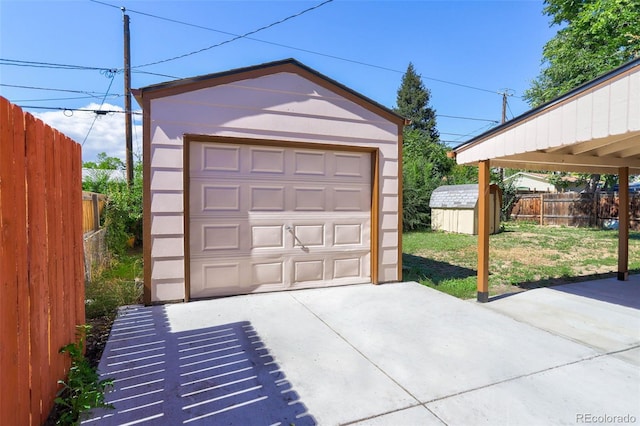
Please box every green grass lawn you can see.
[403,221,640,299]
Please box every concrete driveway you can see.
[84,278,639,425]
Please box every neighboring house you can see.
[133,59,405,304]
[504,171,582,193]
[82,168,126,183]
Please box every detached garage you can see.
[134,59,404,303]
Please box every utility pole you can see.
[498,89,513,181]
[122,7,133,186]
[501,91,507,125]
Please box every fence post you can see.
[540,193,544,225]
[92,193,100,231]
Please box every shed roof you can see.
[429,184,479,209]
[133,58,405,126]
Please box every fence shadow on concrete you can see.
[83,306,315,425]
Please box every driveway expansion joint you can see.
[289,292,423,405]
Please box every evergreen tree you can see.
[395,63,439,140]
[395,63,457,231]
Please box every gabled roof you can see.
[133,58,405,126]
[429,184,479,209]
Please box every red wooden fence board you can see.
[0,97,85,424]
[0,95,20,426]
[26,113,48,424]
[12,103,30,426]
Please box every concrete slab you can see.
[84,279,640,425]
[483,278,640,358]
[427,355,640,425]
[291,282,598,401]
[349,405,445,425]
[164,291,418,425]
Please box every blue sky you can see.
[0,0,558,162]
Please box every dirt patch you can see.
[86,316,114,369]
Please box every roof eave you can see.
[133,58,405,126]
[453,57,640,155]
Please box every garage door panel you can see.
[250,186,286,211]
[293,225,324,247]
[250,147,285,173]
[201,262,241,291]
[334,224,363,245]
[335,152,367,177]
[202,224,240,250]
[190,141,372,298]
[294,150,325,175]
[199,184,241,212]
[333,258,361,279]
[251,225,284,249]
[333,187,369,211]
[201,145,240,172]
[252,261,285,286]
[294,187,325,211]
[294,259,325,283]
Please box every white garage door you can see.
[189,141,372,299]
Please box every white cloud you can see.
[34,102,143,164]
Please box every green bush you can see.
[85,252,143,320]
[55,325,113,425]
[102,164,143,256]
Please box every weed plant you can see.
[54,326,113,425]
[85,251,143,320]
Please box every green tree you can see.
[395,64,459,230]
[524,0,640,106]
[395,63,439,139]
[83,152,125,170]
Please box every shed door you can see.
[189,141,371,299]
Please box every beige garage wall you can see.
[147,71,401,302]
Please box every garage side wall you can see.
[146,72,400,302]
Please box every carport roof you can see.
[132,58,406,126]
[453,58,640,174]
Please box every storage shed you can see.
[429,184,501,235]
[134,59,405,303]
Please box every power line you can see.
[12,95,121,103]
[449,123,499,146]
[129,0,335,69]
[18,105,141,115]
[82,70,117,146]
[0,58,115,72]
[88,0,502,95]
[132,70,181,79]
[0,83,120,97]
[436,114,498,123]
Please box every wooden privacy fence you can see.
[83,191,106,233]
[510,192,640,229]
[0,96,85,425]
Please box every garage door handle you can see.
[286,226,308,251]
